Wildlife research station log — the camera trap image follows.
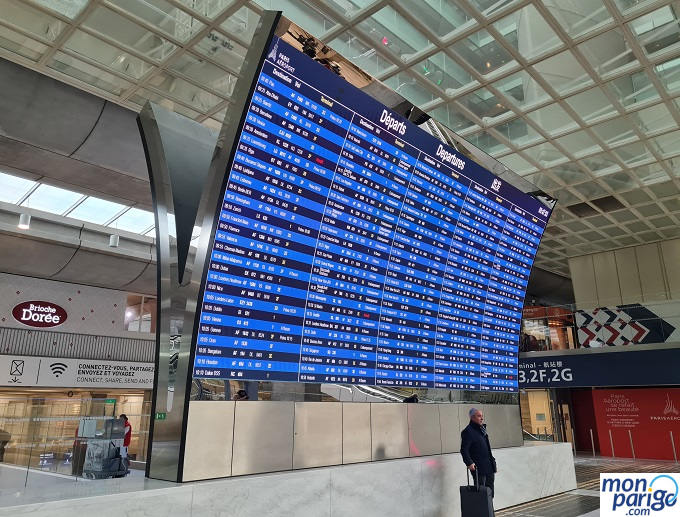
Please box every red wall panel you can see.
[591,387,680,461]
[571,388,600,453]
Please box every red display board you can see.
[592,388,680,460]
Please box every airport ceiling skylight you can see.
[1,0,680,277]
[0,170,153,233]
[0,170,202,239]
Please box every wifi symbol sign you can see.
[49,362,68,378]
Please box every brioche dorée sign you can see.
[12,301,67,328]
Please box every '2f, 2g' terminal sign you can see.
[518,362,574,385]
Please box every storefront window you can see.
[520,389,575,448]
[0,389,151,475]
[125,294,142,331]
[125,294,157,334]
[521,306,576,351]
[520,389,555,440]
[140,297,156,333]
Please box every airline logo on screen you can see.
[601,474,679,517]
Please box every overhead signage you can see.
[12,300,67,328]
[519,346,680,388]
[192,36,552,392]
[0,355,154,389]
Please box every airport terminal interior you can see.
[1,0,680,516]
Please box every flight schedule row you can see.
[193,43,549,392]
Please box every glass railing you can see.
[521,297,680,351]
[0,396,151,489]
[189,378,520,404]
[522,427,555,442]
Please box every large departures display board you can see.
[192,36,552,392]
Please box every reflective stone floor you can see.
[497,456,680,517]
[2,454,680,514]
[0,463,173,508]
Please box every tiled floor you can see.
[496,492,600,517]
[574,456,680,491]
[496,455,680,517]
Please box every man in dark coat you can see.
[460,407,497,497]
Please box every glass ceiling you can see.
[0,171,199,240]
[1,0,680,277]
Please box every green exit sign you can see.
[105,399,116,404]
[155,412,167,421]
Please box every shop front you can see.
[0,273,156,476]
[521,305,576,352]
[0,386,151,474]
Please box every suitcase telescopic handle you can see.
[466,467,480,491]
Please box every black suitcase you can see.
[460,469,494,517]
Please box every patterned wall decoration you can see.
[576,303,679,347]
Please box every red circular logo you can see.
[12,301,68,328]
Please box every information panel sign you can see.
[0,355,154,389]
[192,36,551,391]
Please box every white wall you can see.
[0,272,153,339]
[568,238,680,308]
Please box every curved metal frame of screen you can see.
[138,10,282,482]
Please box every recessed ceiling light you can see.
[18,213,31,230]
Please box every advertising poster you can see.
[593,388,680,461]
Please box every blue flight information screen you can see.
[192,36,551,391]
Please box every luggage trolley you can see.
[82,417,128,479]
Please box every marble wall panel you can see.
[0,443,577,517]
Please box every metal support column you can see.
[139,10,281,482]
[628,430,635,460]
[590,428,595,457]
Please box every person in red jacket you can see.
[119,414,132,472]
